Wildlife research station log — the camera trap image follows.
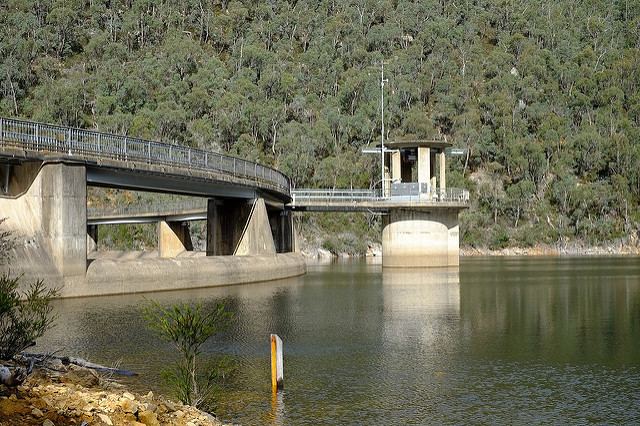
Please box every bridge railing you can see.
[291,187,470,205]
[85,186,470,220]
[0,117,290,195]
[88,198,209,219]
[291,189,381,204]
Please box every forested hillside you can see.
[1,0,639,249]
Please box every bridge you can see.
[0,117,469,296]
[86,188,469,225]
[0,117,301,296]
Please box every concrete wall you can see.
[0,162,87,281]
[382,208,460,267]
[77,253,306,298]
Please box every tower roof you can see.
[385,139,452,149]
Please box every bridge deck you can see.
[87,188,469,224]
[0,117,290,201]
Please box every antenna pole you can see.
[380,61,387,197]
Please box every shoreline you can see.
[0,359,226,426]
[299,243,640,262]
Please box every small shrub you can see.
[143,301,233,410]
[0,274,58,361]
[489,226,510,250]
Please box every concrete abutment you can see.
[382,208,461,268]
[0,162,87,281]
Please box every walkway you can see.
[87,188,469,224]
[0,117,290,200]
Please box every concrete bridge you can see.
[0,117,469,296]
[0,117,301,296]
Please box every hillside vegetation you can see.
[1,0,639,249]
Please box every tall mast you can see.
[380,61,387,196]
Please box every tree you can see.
[143,301,233,410]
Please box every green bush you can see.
[143,301,233,410]
[489,226,510,250]
[0,274,58,361]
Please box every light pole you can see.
[380,61,388,197]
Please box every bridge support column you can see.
[87,225,98,253]
[0,162,87,280]
[382,208,460,268]
[206,198,276,256]
[158,221,193,258]
[268,210,294,253]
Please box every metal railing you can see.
[88,198,208,219]
[291,189,380,204]
[0,117,290,195]
[85,186,470,220]
[291,187,470,204]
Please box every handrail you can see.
[0,117,290,196]
[86,187,470,220]
[291,187,470,204]
[88,198,208,218]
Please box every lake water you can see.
[36,257,640,425]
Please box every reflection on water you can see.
[36,258,640,425]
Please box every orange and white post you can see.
[270,334,284,391]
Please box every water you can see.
[36,257,640,424]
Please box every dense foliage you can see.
[2,0,639,248]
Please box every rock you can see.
[120,398,138,414]
[317,248,333,258]
[186,422,197,426]
[122,391,136,400]
[42,420,55,426]
[124,413,138,422]
[82,403,95,412]
[138,409,160,426]
[97,413,113,425]
[145,391,154,399]
[0,399,31,416]
[174,409,185,418]
[31,407,44,417]
[61,369,100,388]
[9,394,17,401]
[145,402,157,413]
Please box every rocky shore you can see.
[460,242,640,257]
[300,241,640,261]
[0,360,225,426]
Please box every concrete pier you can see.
[0,162,87,280]
[382,208,460,267]
[158,221,193,258]
[206,198,281,256]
